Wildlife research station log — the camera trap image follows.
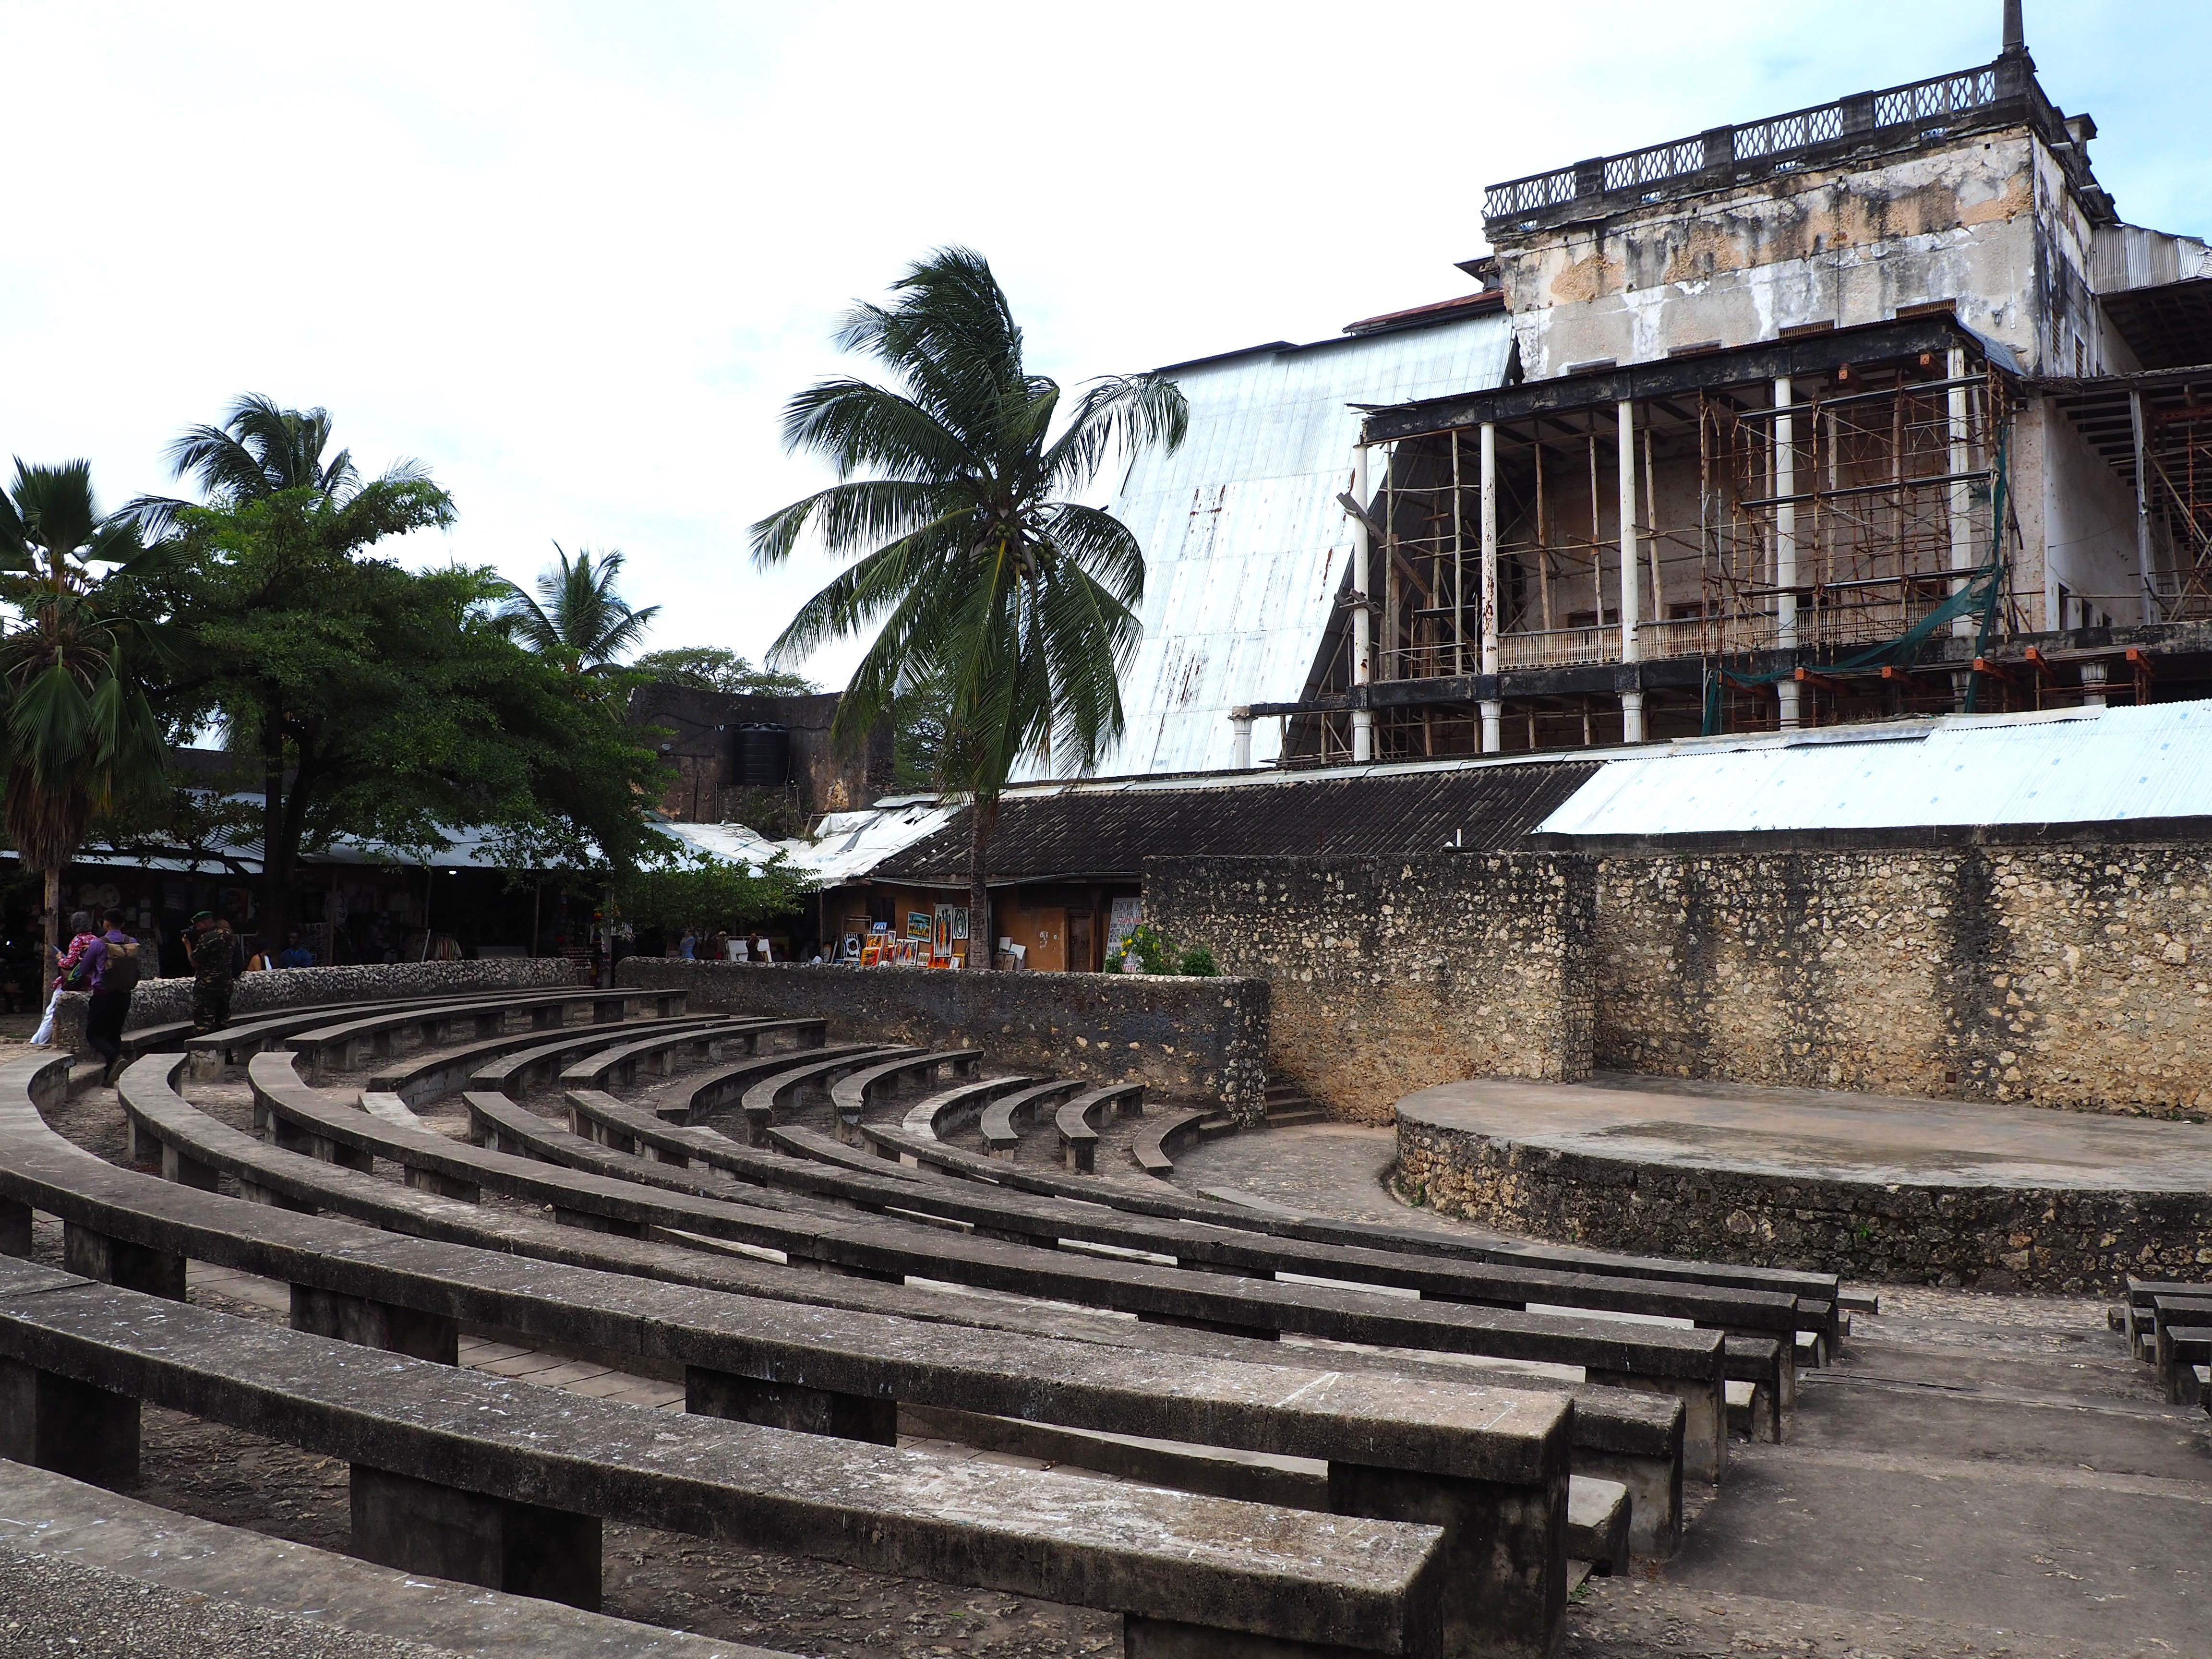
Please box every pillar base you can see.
[1479,700,1503,755]
[63,1223,186,1301]
[350,1464,600,1611]
[686,1365,896,1444]
[291,1285,459,1365]
[0,1197,31,1258]
[1619,690,1647,745]
[1329,1459,1564,1659]
[0,1357,140,1489]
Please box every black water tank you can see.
[730,723,791,788]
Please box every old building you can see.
[1052,4,2212,774]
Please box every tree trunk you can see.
[41,866,62,998]
[259,709,293,961]
[965,799,997,971]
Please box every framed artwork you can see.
[1106,897,1142,959]
[950,907,969,940]
[840,934,861,962]
[906,911,933,941]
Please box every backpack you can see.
[102,936,144,997]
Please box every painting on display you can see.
[1105,897,1142,961]
[906,912,933,941]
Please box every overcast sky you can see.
[4,1,2204,689]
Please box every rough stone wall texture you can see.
[1144,853,1594,1125]
[1592,844,2212,1119]
[54,957,581,1055]
[1395,1117,2212,1295]
[613,959,1270,1122]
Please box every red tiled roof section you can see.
[1342,289,1505,336]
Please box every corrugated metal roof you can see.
[1019,309,1516,782]
[1536,699,2212,837]
[661,800,956,885]
[873,760,1599,885]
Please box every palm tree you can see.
[0,461,172,986]
[494,544,659,674]
[127,392,430,533]
[752,247,1186,965]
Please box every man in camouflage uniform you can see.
[189,912,236,1035]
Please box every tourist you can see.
[83,909,144,1068]
[679,926,698,961]
[189,912,238,1035]
[33,911,106,1048]
[278,929,316,969]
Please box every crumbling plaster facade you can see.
[1494,136,2056,379]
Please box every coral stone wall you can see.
[1144,853,1594,1124]
[1592,844,2212,1119]
[1394,1111,2212,1294]
[614,959,1270,1122]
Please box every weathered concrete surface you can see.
[0,1455,766,1657]
[616,958,1270,1122]
[1395,1073,2212,1292]
[1145,853,1593,1123]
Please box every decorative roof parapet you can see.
[1482,53,2113,236]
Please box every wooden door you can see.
[1067,912,1094,974]
[1029,908,1067,973]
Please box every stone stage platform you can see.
[1394,1074,2212,1293]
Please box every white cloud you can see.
[3,0,2201,688]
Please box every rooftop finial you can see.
[2002,0,2026,55]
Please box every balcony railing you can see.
[1484,62,2012,224]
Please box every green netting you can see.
[1699,436,2011,733]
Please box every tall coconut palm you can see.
[0,460,172,986]
[126,392,428,532]
[753,247,1186,965]
[494,544,659,675]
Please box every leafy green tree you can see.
[611,849,814,938]
[138,396,665,953]
[752,247,1186,962]
[631,645,816,697]
[495,544,658,676]
[0,459,174,983]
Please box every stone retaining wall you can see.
[1592,843,2212,1119]
[613,959,1271,1123]
[1395,1111,2212,1294]
[1144,853,1594,1124]
[55,957,583,1054]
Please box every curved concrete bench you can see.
[1131,1108,1210,1178]
[856,1118,1841,1346]
[981,1079,1085,1159]
[193,990,613,1079]
[290,989,690,1081]
[1055,1083,1146,1173]
[0,1458,788,1659]
[244,1058,1735,1479]
[827,1050,983,1145]
[466,1016,743,1100]
[738,1048,920,1146]
[556,1018,826,1093]
[900,1074,1048,1142]
[88,1051,1690,1554]
[0,1258,1451,1657]
[362,1013,726,1108]
[7,1056,1600,1646]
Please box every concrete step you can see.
[1567,1475,1631,1576]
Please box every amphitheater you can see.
[0,956,2205,1659]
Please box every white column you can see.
[1479,421,1502,753]
[1947,346,1974,638]
[1617,399,1645,743]
[1349,444,1374,763]
[1229,709,1253,770]
[1775,375,1802,731]
[2131,390,2160,623]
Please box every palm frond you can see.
[1042,373,1189,496]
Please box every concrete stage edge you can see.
[1393,1075,2212,1294]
